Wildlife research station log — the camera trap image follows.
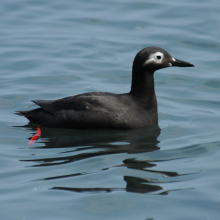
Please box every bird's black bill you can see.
[172,59,194,67]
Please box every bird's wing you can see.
[32,92,116,114]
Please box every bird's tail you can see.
[15,111,28,116]
[15,109,42,123]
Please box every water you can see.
[1,0,220,219]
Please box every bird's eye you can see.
[157,55,161,59]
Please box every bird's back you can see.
[16,92,158,129]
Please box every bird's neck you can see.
[129,70,157,108]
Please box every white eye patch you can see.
[144,52,164,65]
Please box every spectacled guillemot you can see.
[16,46,194,129]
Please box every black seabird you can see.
[16,46,194,129]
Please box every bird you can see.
[16,46,194,130]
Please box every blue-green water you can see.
[1,0,220,219]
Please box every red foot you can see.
[28,126,42,145]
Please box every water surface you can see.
[1,0,220,219]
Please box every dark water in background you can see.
[1,0,220,219]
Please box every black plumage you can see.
[16,46,194,129]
